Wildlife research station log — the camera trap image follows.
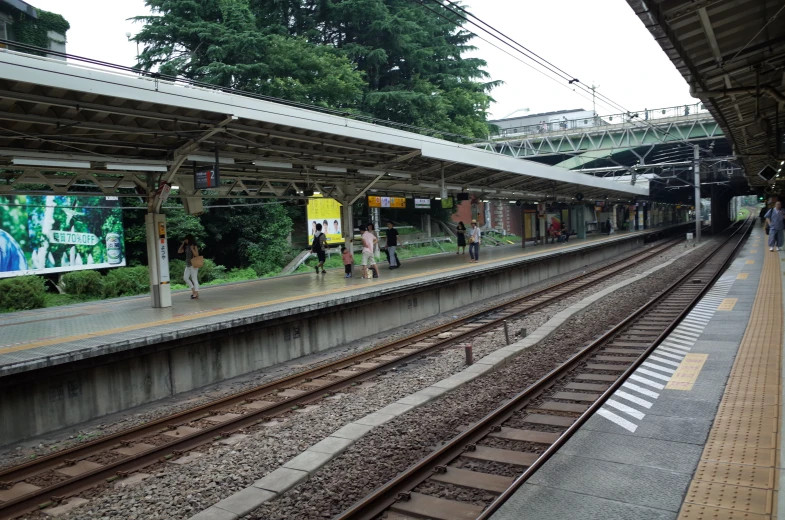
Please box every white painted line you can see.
[636,368,673,381]
[647,355,681,367]
[597,408,638,433]
[672,329,701,338]
[622,382,660,399]
[642,362,676,375]
[629,374,666,390]
[670,332,699,341]
[688,311,714,319]
[664,337,694,347]
[605,399,646,420]
[654,349,686,360]
[675,326,704,334]
[683,318,709,326]
[615,390,653,409]
[661,342,691,352]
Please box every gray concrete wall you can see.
[0,237,644,445]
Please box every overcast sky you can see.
[30,0,695,120]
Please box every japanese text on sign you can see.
[368,196,406,208]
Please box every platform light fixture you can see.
[106,163,167,172]
[315,165,347,173]
[253,160,293,169]
[188,154,235,164]
[387,172,411,179]
[12,158,91,169]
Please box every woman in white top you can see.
[468,220,481,263]
[361,223,379,278]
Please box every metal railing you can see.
[491,102,711,139]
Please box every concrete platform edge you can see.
[185,242,704,520]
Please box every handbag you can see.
[190,246,204,268]
[765,224,770,235]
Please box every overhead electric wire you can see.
[416,0,716,159]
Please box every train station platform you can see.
[0,225,689,445]
[491,225,783,520]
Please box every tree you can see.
[134,0,498,137]
[133,0,365,107]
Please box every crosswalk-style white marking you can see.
[596,261,745,432]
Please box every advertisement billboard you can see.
[368,196,406,209]
[0,195,126,278]
[307,195,343,245]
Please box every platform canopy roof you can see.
[626,0,785,191]
[0,49,648,204]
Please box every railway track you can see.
[333,220,752,520]
[0,234,691,519]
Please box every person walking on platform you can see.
[385,221,401,269]
[342,246,353,278]
[765,201,785,251]
[606,217,613,235]
[178,234,200,300]
[468,219,481,263]
[362,223,379,278]
[311,223,327,274]
[456,221,467,254]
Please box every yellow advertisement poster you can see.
[307,195,343,245]
[368,196,406,209]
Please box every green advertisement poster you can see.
[0,195,126,278]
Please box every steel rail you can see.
[333,220,750,520]
[0,234,687,519]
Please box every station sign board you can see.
[368,196,406,209]
[414,198,430,209]
[194,166,220,189]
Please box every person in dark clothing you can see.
[385,221,400,269]
[606,218,613,235]
[456,221,467,254]
[311,223,327,274]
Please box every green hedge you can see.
[60,270,104,298]
[102,266,150,298]
[0,276,46,312]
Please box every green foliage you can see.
[102,266,150,298]
[201,201,294,276]
[196,258,226,283]
[0,276,46,312]
[134,0,364,107]
[135,0,497,138]
[4,7,70,54]
[60,270,104,297]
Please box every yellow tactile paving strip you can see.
[678,250,783,520]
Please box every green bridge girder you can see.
[483,116,724,161]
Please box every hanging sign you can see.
[368,196,406,208]
[414,198,431,209]
[194,167,220,189]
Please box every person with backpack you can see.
[311,223,327,274]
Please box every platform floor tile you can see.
[677,245,783,520]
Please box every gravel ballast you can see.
[14,239,708,520]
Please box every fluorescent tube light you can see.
[314,166,347,173]
[187,155,235,164]
[12,158,91,169]
[358,169,384,176]
[106,163,167,172]
[253,160,293,169]
[387,172,411,179]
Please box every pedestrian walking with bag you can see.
[178,234,202,299]
[468,219,481,263]
[765,201,785,251]
[311,223,327,274]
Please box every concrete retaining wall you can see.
[0,236,648,445]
